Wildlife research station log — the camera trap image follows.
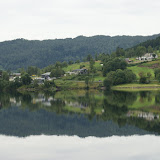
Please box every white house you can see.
[9,73,21,81]
[65,69,88,76]
[138,53,158,61]
[65,71,76,76]
[72,69,88,75]
[41,72,51,79]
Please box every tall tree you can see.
[136,46,146,57]
[147,46,153,53]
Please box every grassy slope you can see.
[62,56,160,85]
[62,61,105,81]
[63,61,102,71]
[128,53,160,79]
[128,66,155,79]
[114,58,160,90]
[55,80,103,89]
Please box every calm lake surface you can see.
[1,90,160,159]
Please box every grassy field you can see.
[139,60,160,67]
[62,57,160,83]
[62,61,104,81]
[55,79,103,90]
[128,54,160,78]
[63,61,102,72]
[128,66,155,79]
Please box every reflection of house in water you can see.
[32,95,54,107]
[65,101,88,108]
[127,111,159,121]
[10,98,21,107]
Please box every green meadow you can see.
[128,65,155,79]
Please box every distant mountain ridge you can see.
[133,35,160,49]
[0,34,160,70]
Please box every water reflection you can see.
[0,90,160,137]
[127,111,159,121]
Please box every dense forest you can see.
[0,34,159,70]
[135,36,160,50]
[124,36,160,58]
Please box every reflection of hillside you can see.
[128,91,160,109]
[0,106,150,137]
[1,90,160,136]
[104,91,137,107]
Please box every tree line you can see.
[0,34,159,70]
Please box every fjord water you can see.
[1,90,160,159]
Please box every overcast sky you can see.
[0,0,160,41]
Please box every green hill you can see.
[135,36,160,50]
[0,34,160,70]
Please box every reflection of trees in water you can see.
[139,91,152,103]
[0,107,151,137]
[65,91,130,121]
[0,93,10,108]
[126,116,160,135]
[104,91,137,107]
[0,91,23,108]
[1,90,160,135]
[50,99,65,114]
[102,98,128,127]
[22,94,32,104]
[0,91,57,112]
[155,91,160,105]
[140,91,148,98]
[56,91,103,120]
[102,91,160,131]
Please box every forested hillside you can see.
[0,34,159,70]
[124,36,160,58]
[135,36,160,49]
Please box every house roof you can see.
[35,78,45,80]
[72,69,87,72]
[41,72,51,76]
[11,73,21,76]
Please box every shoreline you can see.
[112,84,160,91]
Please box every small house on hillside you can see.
[125,58,133,63]
[100,63,103,66]
[0,71,2,78]
[41,72,51,79]
[72,69,88,75]
[9,73,21,81]
[65,71,76,76]
[11,73,21,77]
[138,53,158,61]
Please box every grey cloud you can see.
[0,0,160,41]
